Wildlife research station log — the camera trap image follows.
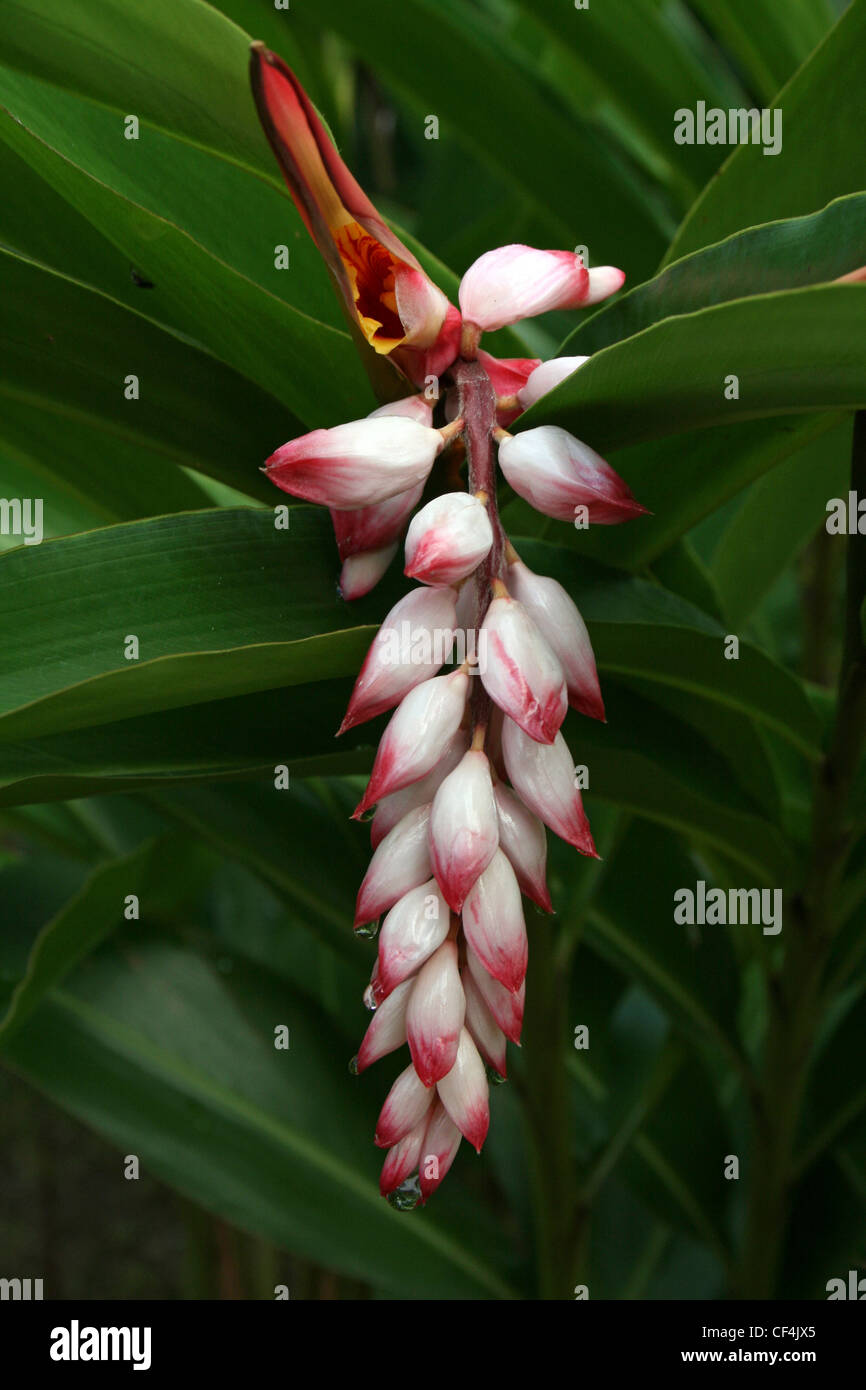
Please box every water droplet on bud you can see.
[486,1065,507,1086]
[386,1176,422,1211]
[348,1055,359,1075]
[363,983,378,1011]
[354,920,379,941]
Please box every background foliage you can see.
[1,0,864,1300]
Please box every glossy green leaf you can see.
[560,194,866,359]
[0,932,519,1297]
[709,420,852,624]
[519,284,866,451]
[286,0,670,280]
[0,839,157,1038]
[667,0,866,263]
[689,0,834,103]
[0,249,285,506]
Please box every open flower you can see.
[250,45,460,386]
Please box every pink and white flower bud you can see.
[501,717,597,856]
[376,879,450,998]
[507,557,604,721]
[353,669,469,816]
[436,1028,489,1152]
[331,484,423,560]
[466,946,525,1045]
[379,1116,428,1196]
[498,425,646,525]
[517,356,590,410]
[458,244,590,332]
[338,545,396,601]
[462,849,528,994]
[356,978,412,1073]
[494,780,552,912]
[480,594,567,743]
[370,730,468,848]
[338,586,458,734]
[265,416,442,510]
[404,493,493,586]
[418,1104,463,1201]
[463,970,508,1077]
[406,940,465,1086]
[429,749,499,912]
[375,1063,435,1148]
[585,265,626,305]
[354,804,432,927]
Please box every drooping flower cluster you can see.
[251,45,646,1205]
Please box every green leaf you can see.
[709,420,852,624]
[0,508,380,741]
[666,0,866,263]
[515,0,741,196]
[581,822,744,1058]
[564,690,794,882]
[689,0,835,103]
[0,931,519,1298]
[0,0,305,176]
[286,0,670,280]
[560,194,866,359]
[0,683,368,809]
[0,248,283,507]
[519,284,866,451]
[517,538,821,760]
[0,839,157,1038]
[0,70,373,423]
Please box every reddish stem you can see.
[451,357,503,738]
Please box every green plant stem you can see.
[738,412,866,1298]
[521,913,579,1299]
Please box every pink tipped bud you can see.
[354,804,432,927]
[429,750,499,912]
[370,730,468,847]
[376,879,450,997]
[517,356,591,410]
[501,717,596,856]
[375,1063,435,1148]
[265,416,442,510]
[404,493,493,586]
[339,586,458,734]
[462,849,528,994]
[463,970,508,1077]
[406,940,465,1086]
[458,244,590,332]
[507,557,604,720]
[498,425,646,525]
[353,669,469,816]
[493,781,551,912]
[379,1116,428,1196]
[436,1028,489,1152]
[584,265,626,305]
[480,594,567,744]
[356,978,412,1073]
[418,1103,463,1200]
[331,484,423,561]
[466,945,525,1044]
[338,544,396,600]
